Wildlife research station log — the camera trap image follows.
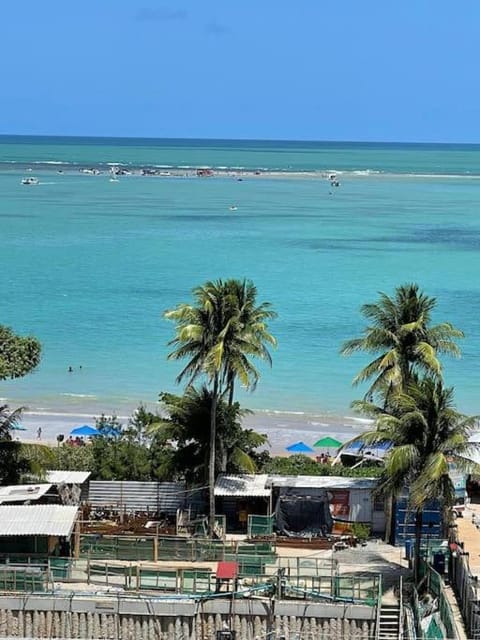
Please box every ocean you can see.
[1,136,480,448]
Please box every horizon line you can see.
[1,133,480,146]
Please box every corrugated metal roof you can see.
[215,475,270,497]
[0,484,53,504]
[88,481,185,515]
[268,475,379,490]
[0,505,78,536]
[46,470,91,485]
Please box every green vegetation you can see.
[164,278,276,532]
[262,454,382,477]
[343,283,476,580]
[341,283,463,400]
[0,325,41,381]
[0,325,46,485]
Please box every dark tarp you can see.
[274,488,333,537]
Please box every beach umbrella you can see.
[10,424,27,431]
[70,425,99,437]
[313,436,342,449]
[286,441,314,454]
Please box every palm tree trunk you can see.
[208,375,219,536]
[228,378,235,407]
[414,508,423,584]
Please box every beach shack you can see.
[269,475,385,536]
[0,504,79,561]
[214,474,386,536]
[214,475,271,533]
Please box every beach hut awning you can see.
[286,441,314,454]
[341,440,392,460]
[215,474,270,497]
[313,436,342,449]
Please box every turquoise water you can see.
[2,136,480,437]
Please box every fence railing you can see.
[416,557,458,640]
[450,549,480,640]
[248,514,275,538]
[0,554,380,605]
[79,534,276,563]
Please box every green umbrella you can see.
[313,436,342,449]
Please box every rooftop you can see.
[215,474,270,497]
[0,484,53,504]
[0,505,79,536]
[46,470,91,485]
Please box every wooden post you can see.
[153,536,158,562]
[73,519,81,559]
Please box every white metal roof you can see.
[46,470,91,484]
[0,505,79,536]
[268,475,379,490]
[0,484,53,504]
[215,474,270,497]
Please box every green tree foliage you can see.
[0,405,55,485]
[151,386,268,485]
[262,454,382,477]
[341,283,463,400]
[350,378,476,579]
[164,278,276,532]
[0,325,41,380]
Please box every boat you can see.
[21,177,39,185]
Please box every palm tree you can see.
[220,279,277,406]
[348,378,477,581]
[151,386,268,484]
[341,284,463,401]
[164,279,276,534]
[0,405,54,484]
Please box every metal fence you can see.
[87,481,191,515]
[450,550,480,639]
[414,558,458,639]
[79,534,276,563]
[248,514,275,537]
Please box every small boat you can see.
[21,177,39,185]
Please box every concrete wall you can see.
[0,594,376,639]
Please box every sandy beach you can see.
[16,405,371,455]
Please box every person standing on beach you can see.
[37,427,42,440]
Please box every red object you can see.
[216,561,238,579]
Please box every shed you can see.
[0,505,79,559]
[268,475,385,536]
[214,475,270,533]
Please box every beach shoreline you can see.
[11,398,371,455]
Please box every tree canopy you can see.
[0,325,41,381]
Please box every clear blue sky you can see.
[2,0,479,142]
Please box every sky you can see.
[2,0,480,142]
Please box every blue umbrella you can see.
[11,424,27,431]
[70,425,99,437]
[286,441,314,454]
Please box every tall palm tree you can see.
[341,283,463,400]
[164,279,276,534]
[220,279,277,406]
[348,378,477,581]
